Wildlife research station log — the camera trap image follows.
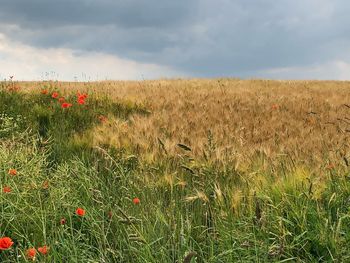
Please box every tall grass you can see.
[0,80,350,262]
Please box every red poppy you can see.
[41,89,48,95]
[271,104,279,110]
[3,186,11,193]
[26,248,37,260]
[98,115,107,123]
[0,237,14,250]
[37,245,49,255]
[42,180,49,189]
[8,169,17,176]
[51,92,59,99]
[77,98,85,105]
[77,93,88,100]
[60,218,66,225]
[61,103,73,109]
[76,93,87,105]
[58,97,65,103]
[133,198,140,205]
[76,208,86,216]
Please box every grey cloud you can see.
[1,0,350,78]
[0,0,198,28]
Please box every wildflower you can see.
[133,198,140,205]
[26,248,36,260]
[3,186,11,193]
[60,218,66,225]
[98,115,107,123]
[61,103,72,109]
[37,245,49,255]
[108,211,113,219]
[42,180,49,189]
[51,92,59,99]
[77,93,88,100]
[8,169,17,176]
[77,93,87,105]
[58,97,65,103]
[41,89,48,95]
[0,237,14,250]
[271,104,279,110]
[76,208,86,216]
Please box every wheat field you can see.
[1,79,350,262]
[21,79,350,167]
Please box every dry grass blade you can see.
[177,143,192,151]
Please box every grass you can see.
[0,79,350,262]
[19,79,350,165]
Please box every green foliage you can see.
[0,88,147,163]
[0,114,25,138]
[0,87,350,262]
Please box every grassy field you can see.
[1,79,350,262]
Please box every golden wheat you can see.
[20,79,350,170]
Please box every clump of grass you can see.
[0,84,147,163]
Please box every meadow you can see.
[1,79,350,262]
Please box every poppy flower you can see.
[76,208,86,216]
[37,245,49,255]
[3,186,11,193]
[98,115,107,123]
[41,89,48,95]
[77,98,85,105]
[51,92,59,99]
[0,237,14,250]
[133,198,140,205]
[271,104,279,110]
[77,93,87,105]
[60,218,66,225]
[58,97,65,103]
[108,211,113,219]
[26,248,36,260]
[61,103,73,109]
[8,169,17,175]
[42,180,49,189]
[77,93,88,100]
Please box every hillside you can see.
[1,79,350,262]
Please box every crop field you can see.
[1,79,350,262]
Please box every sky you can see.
[0,0,350,81]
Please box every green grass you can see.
[1,83,350,262]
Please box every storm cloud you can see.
[1,0,350,80]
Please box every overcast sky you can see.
[1,0,350,80]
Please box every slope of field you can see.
[21,79,350,166]
[1,79,350,262]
